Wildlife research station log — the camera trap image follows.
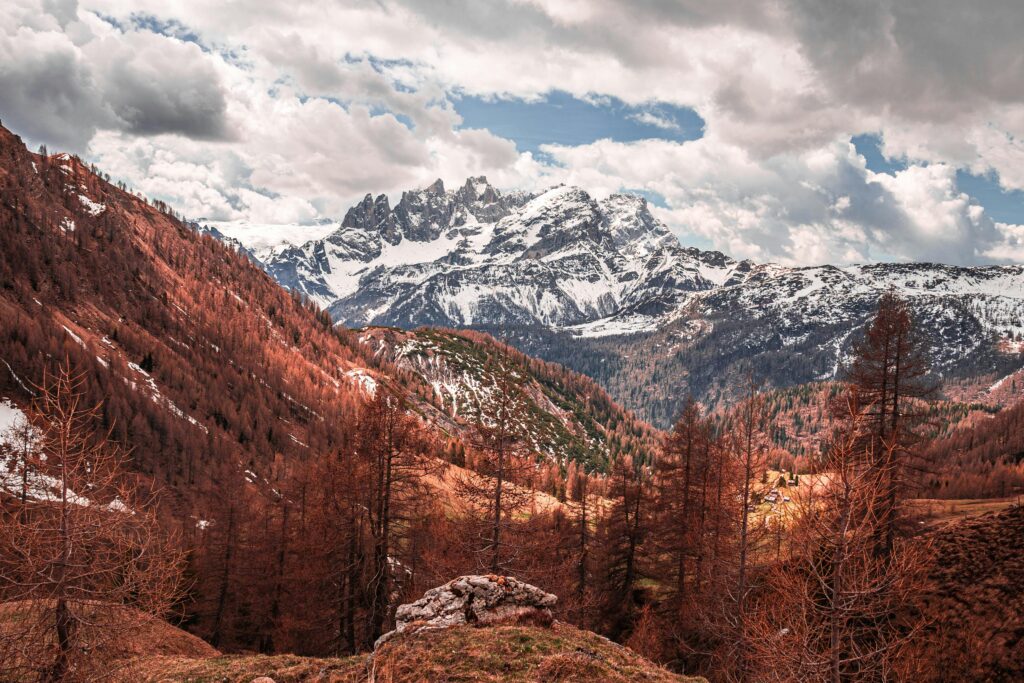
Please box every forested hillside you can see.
[0,124,383,514]
[0,122,682,666]
[359,327,658,470]
[0,121,649,500]
[720,381,1005,472]
[920,397,1024,498]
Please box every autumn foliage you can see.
[1,124,1022,682]
[0,363,184,681]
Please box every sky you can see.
[2,0,1024,266]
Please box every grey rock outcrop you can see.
[374,575,557,650]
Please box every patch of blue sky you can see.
[854,133,1022,226]
[364,104,414,129]
[453,90,704,157]
[365,55,417,71]
[955,170,1024,225]
[129,14,203,47]
[623,188,669,209]
[93,12,124,31]
[126,13,250,67]
[851,133,908,175]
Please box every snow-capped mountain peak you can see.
[201,176,1024,422]
[225,177,715,329]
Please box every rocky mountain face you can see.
[245,177,724,329]
[504,260,1024,426]
[207,176,1024,427]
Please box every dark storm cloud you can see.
[0,33,107,150]
[94,31,234,140]
[0,4,233,152]
[789,0,1024,120]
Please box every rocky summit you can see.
[219,177,722,330]
[205,176,1024,425]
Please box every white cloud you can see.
[538,135,1016,265]
[0,0,232,152]
[628,111,680,131]
[989,222,1024,262]
[1,0,1023,264]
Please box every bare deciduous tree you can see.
[454,357,534,574]
[597,453,648,639]
[0,362,184,682]
[748,393,930,683]
[844,291,936,560]
[357,388,434,648]
[700,376,771,683]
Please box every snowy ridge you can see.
[202,176,1024,416]
[215,174,1024,348]
[216,177,730,331]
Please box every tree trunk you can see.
[261,503,289,654]
[210,506,236,648]
[50,423,72,682]
[577,476,589,608]
[341,532,358,655]
[490,435,505,574]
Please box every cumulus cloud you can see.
[1,0,1023,264]
[0,0,232,151]
[538,135,1017,265]
[89,30,232,139]
[84,64,525,223]
[788,0,1024,121]
[0,6,106,150]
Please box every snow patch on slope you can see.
[0,399,26,434]
[78,194,105,216]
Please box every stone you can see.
[374,574,557,649]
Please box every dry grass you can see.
[0,601,217,661]
[127,653,365,682]
[369,621,705,683]
[422,461,570,518]
[907,496,1019,529]
[912,504,1024,681]
[127,622,705,683]
[0,601,218,681]
[754,470,1019,532]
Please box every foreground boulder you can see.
[375,575,556,648]
[128,576,705,682]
